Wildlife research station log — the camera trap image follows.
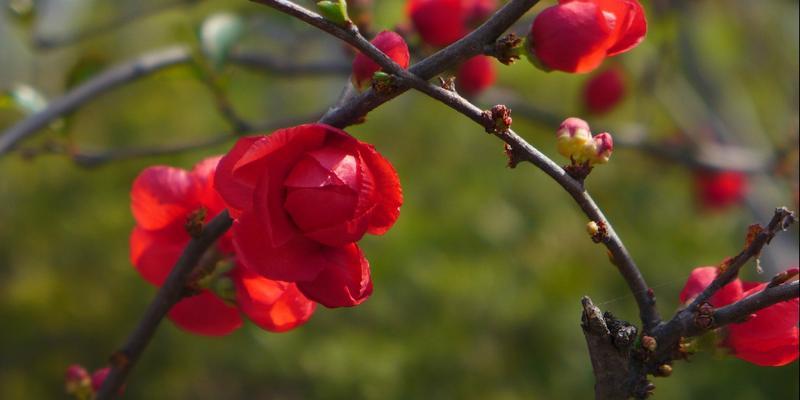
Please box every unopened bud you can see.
[588,132,613,165]
[317,0,351,26]
[586,221,599,236]
[90,367,110,392]
[556,118,592,158]
[65,364,91,395]
[656,364,672,377]
[641,335,657,352]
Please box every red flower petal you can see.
[352,31,410,90]
[695,171,747,209]
[192,156,227,216]
[168,291,242,336]
[358,142,403,235]
[602,0,647,56]
[297,243,373,308]
[724,282,799,366]
[530,0,614,73]
[215,136,262,217]
[679,266,743,307]
[129,226,188,286]
[131,166,199,230]
[233,267,316,332]
[232,209,328,282]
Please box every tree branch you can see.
[0,48,347,156]
[95,210,233,400]
[711,280,799,329]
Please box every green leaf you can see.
[199,12,245,71]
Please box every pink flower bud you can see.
[556,117,592,160]
[589,132,613,164]
[64,364,91,395]
[351,31,410,91]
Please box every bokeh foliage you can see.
[0,0,798,398]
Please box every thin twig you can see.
[710,280,799,329]
[254,0,661,331]
[95,210,233,400]
[0,48,348,156]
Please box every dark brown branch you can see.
[95,211,233,400]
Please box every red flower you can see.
[407,0,497,47]
[214,124,402,308]
[528,0,647,73]
[352,31,410,91]
[694,171,747,209]
[130,157,315,335]
[679,266,799,366]
[456,55,496,97]
[583,67,626,113]
[725,279,799,366]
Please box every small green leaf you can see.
[317,0,351,26]
[199,12,245,71]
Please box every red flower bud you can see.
[214,124,402,308]
[456,55,496,97]
[352,31,410,90]
[407,0,497,47]
[694,170,747,209]
[130,157,315,335]
[527,0,647,73]
[583,67,626,114]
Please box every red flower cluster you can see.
[528,0,646,73]
[214,124,402,308]
[680,266,800,366]
[407,0,496,47]
[352,30,410,91]
[130,157,315,336]
[694,170,747,210]
[583,67,626,114]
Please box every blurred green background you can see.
[0,0,798,398]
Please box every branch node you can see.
[693,302,715,330]
[488,33,524,65]
[184,207,207,238]
[438,76,457,92]
[482,104,513,134]
[587,220,608,243]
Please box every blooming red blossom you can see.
[130,157,315,336]
[583,67,626,113]
[680,266,799,366]
[352,30,410,90]
[214,124,402,308]
[407,0,497,47]
[528,0,647,73]
[456,55,496,97]
[694,170,747,209]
